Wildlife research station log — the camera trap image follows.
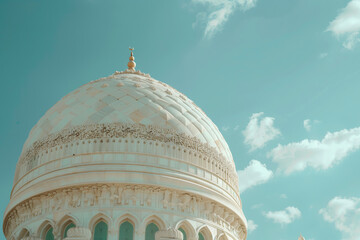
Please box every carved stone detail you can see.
[64,227,91,240]
[155,228,183,240]
[4,184,246,239]
[16,122,238,190]
[113,69,151,78]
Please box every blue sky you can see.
[1,0,360,239]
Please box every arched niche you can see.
[57,215,78,239]
[93,220,108,240]
[37,220,55,240]
[197,226,212,240]
[119,220,134,240]
[89,213,111,240]
[143,215,165,230]
[43,225,54,240]
[143,215,165,240]
[62,221,76,239]
[176,220,196,240]
[145,223,159,240]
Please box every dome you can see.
[21,71,234,171]
[3,55,247,240]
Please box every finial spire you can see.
[127,47,136,71]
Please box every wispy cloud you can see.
[327,0,360,49]
[247,219,258,233]
[268,127,360,175]
[192,0,258,38]
[237,160,273,193]
[303,119,320,132]
[222,126,230,132]
[243,112,281,151]
[265,206,301,225]
[304,119,312,132]
[222,124,240,132]
[320,197,360,240]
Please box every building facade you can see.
[3,50,247,240]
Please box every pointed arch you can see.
[89,213,111,240]
[116,214,138,240]
[116,214,139,229]
[36,219,55,239]
[145,223,158,240]
[197,225,213,240]
[119,221,134,240]
[89,212,112,230]
[17,228,30,240]
[93,221,108,240]
[56,214,79,239]
[175,219,196,240]
[142,215,165,230]
[143,215,165,240]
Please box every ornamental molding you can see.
[17,123,237,189]
[113,69,151,78]
[66,227,92,238]
[4,184,246,239]
[155,227,183,240]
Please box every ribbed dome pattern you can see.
[23,73,233,163]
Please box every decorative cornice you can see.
[66,227,91,238]
[4,184,246,239]
[17,123,237,187]
[155,228,183,239]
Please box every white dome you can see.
[21,71,234,170]
[4,69,246,240]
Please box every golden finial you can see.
[127,47,136,71]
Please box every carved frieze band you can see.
[4,184,246,239]
[17,123,238,188]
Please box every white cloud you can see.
[268,127,360,174]
[327,0,360,49]
[304,119,312,131]
[319,197,360,240]
[192,0,257,38]
[265,206,301,225]
[243,112,281,151]
[303,119,320,132]
[237,160,273,193]
[222,125,240,132]
[247,219,258,233]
